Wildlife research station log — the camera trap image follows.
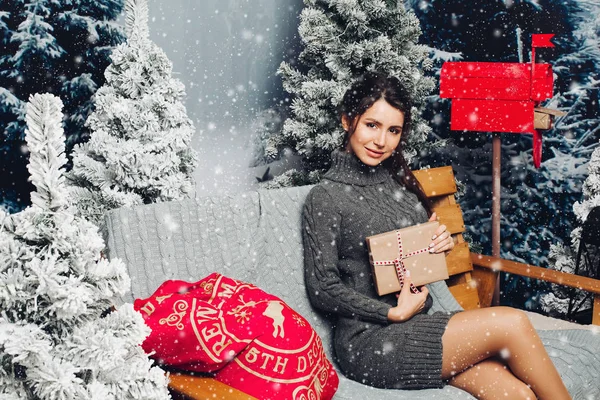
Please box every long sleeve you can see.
[302,186,392,324]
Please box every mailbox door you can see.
[450,99,534,133]
[441,62,530,101]
[440,62,553,102]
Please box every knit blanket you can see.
[104,185,600,400]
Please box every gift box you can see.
[366,221,449,296]
[534,107,566,130]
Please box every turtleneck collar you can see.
[323,149,391,186]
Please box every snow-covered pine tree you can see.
[67,0,198,227]
[261,0,440,187]
[575,148,600,221]
[540,143,600,319]
[0,0,125,213]
[0,93,170,400]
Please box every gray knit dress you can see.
[302,149,459,390]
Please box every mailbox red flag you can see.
[532,34,555,48]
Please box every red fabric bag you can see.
[134,273,339,400]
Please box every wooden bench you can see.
[119,166,599,399]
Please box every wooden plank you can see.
[169,374,258,400]
[413,166,457,198]
[451,99,534,133]
[445,242,473,276]
[432,204,466,234]
[447,281,480,310]
[594,295,600,326]
[447,273,468,286]
[440,76,531,101]
[471,266,497,309]
[441,61,530,79]
[471,253,600,295]
[431,195,451,209]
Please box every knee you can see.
[466,378,537,400]
[484,380,536,400]
[496,306,534,334]
[513,383,536,400]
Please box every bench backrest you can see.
[413,167,483,310]
[104,186,340,347]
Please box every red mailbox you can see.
[440,34,562,168]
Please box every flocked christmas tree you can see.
[540,142,600,318]
[257,0,440,187]
[0,93,170,399]
[0,0,125,213]
[67,0,198,227]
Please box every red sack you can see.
[134,273,339,400]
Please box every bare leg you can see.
[441,306,570,400]
[448,357,535,399]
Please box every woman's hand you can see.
[387,271,429,322]
[428,212,454,254]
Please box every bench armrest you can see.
[470,253,600,325]
[169,373,258,400]
[470,253,600,294]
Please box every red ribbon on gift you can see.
[372,230,430,294]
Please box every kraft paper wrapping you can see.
[534,111,551,130]
[534,107,565,130]
[366,221,449,296]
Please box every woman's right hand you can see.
[387,271,429,323]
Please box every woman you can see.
[301,72,571,399]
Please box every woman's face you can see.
[343,97,405,167]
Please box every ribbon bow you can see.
[372,230,430,294]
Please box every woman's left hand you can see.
[428,212,454,254]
